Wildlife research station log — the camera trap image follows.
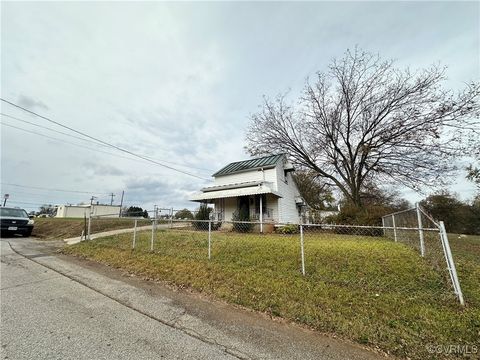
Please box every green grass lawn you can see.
[62,229,480,359]
[32,217,151,239]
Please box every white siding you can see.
[212,167,278,187]
[92,205,121,217]
[275,164,301,223]
[223,197,237,221]
[56,206,89,218]
[265,193,278,221]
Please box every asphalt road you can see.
[1,236,386,360]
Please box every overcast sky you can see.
[1,1,479,212]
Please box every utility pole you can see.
[89,196,97,220]
[109,193,115,205]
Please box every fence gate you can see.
[382,204,465,305]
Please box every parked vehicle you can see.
[0,207,34,237]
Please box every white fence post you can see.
[208,220,211,260]
[439,221,465,306]
[381,216,385,236]
[150,218,155,251]
[87,213,92,240]
[300,224,306,276]
[259,196,263,233]
[416,203,425,257]
[132,219,137,249]
[170,207,173,228]
[392,214,397,242]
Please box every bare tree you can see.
[246,48,480,207]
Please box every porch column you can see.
[259,195,263,233]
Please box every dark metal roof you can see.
[212,154,284,177]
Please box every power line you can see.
[1,121,162,166]
[7,200,59,206]
[1,187,110,206]
[8,198,117,206]
[0,189,87,198]
[2,195,91,205]
[0,189,111,205]
[1,112,214,173]
[0,182,111,195]
[1,98,210,180]
[1,184,182,206]
[1,112,112,148]
[2,121,210,176]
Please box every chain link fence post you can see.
[208,220,212,260]
[87,210,92,240]
[383,206,465,305]
[150,217,155,252]
[83,213,87,241]
[132,219,137,249]
[416,203,425,257]
[300,224,305,276]
[439,221,465,306]
[392,214,397,242]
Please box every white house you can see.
[55,204,121,218]
[190,154,305,224]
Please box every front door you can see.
[237,196,250,217]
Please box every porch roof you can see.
[202,180,265,192]
[189,184,282,202]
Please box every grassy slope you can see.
[32,217,151,239]
[62,230,480,359]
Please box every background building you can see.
[55,204,121,218]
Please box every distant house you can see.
[190,154,305,224]
[55,204,121,218]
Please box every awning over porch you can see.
[189,184,282,202]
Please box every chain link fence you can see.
[80,205,465,306]
[382,204,464,305]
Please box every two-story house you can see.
[190,154,304,224]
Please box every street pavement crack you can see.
[7,241,251,360]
